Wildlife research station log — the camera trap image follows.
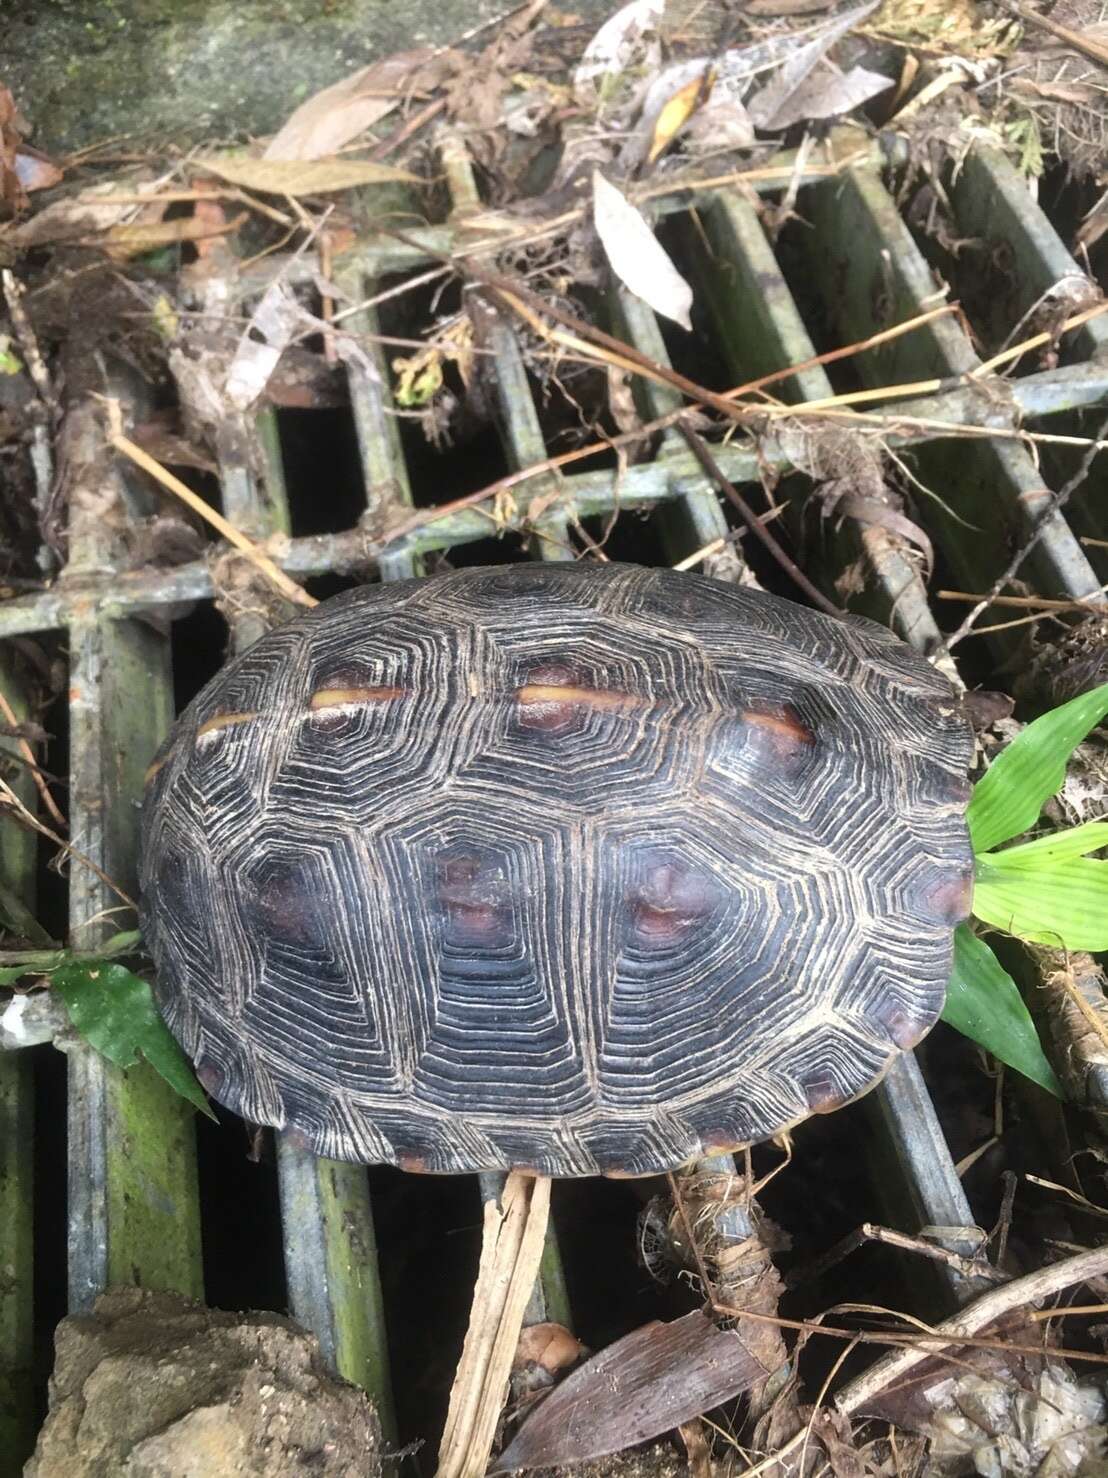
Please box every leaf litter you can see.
[4,2,1108,1475]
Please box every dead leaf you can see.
[2,180,162,248]
[491,1311,766,1471]
[746,0,882,131]
[753,63,893,131]
[196,155,418,196]
[15,147,63,194]
[99,211,246,262]
[0,86,29,215]
[682,91,755,153]
[649,69,712,163]
[592,171,693,331]
[225,279,304,412]
[574,0,664,110]
[264,49,461,161]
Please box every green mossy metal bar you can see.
[0,655,37,1467]
[64,395,202,1311]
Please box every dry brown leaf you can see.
[2,180,163,248]
[491,1311,766,1471]
[264,49,461,161]
[196,155,417,196]
[592,171,693,330]
[15,148,63,194]
[100,211,247,262]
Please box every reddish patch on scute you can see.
[195,1061,223,1095]
[798,1071,845,1115]
[743,704,816,773]
[397,1153,428,1174]
[628,860,725,944]
[284,1126,313,1152]
[944,774,973,806]
[922,867,974,926]
[438,855,511,944]
[869,995,930,1051]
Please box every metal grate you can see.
[2,128,1107,1463]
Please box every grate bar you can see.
[0,654,36,1464]
[63,386,202,1312]
[805,162,1104,653]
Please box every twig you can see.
[0,778,135,912]
[436,1173,552,1478]
[1000,0,1108,66]
[939,410,1108,654]
[788,1222,1003,1291]
[369,96,448,160]
[677,423,843,617]
[2,268,57,412]
[105,414,317,610]
[0,684,66,828]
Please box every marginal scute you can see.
[140,562,975,1177]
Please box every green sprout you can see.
[943,681,1108,1096]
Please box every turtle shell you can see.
[140,562,974,1177]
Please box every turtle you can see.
[139,561,975,1178]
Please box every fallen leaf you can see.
[100,211,247,262]
[682,91,755,153]
[225,279,304,411]
[574,0,664,109]
[753,62,893,131]
[2,180,163,248]
[649,69,712,162]
[196,155,418,196]
[746,0,882,130]
[15,147,63,193]
[264,48,460,161]
[592,171,693,330]
[492,1311,766,1471]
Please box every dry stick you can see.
[436,1173,552,1478]
[0,778,136,912]
[1001,0,1108,66]
[0,684,66,829]
[939,409,1108,654]
[2,268,57,412]
[677,422,843,617]
[939,588,1108,611]
[108,431,318,610]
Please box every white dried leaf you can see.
[592,171,692,331]
[746,0,882,130]
[682,93,755,153]
[225,280,303,411]
[574,0,664,109]
[755,63,893,131]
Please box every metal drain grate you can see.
[2,128,1107,1464]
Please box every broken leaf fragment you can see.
[196,155,418,197]
[51,961,216,1119]
[592,172,693,331]
[492,1310,766,1470]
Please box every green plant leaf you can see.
[942,924,1062,1096]
[980,820,1108,869]
[52,962,216,1120]
[966,682,1108,853]
[973,858,1108,951]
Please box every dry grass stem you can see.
[0,684,66,828]
[0,777,136,912]
[108,427,318,610]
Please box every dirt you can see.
[24,1286,383,1477]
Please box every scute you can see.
[140,563,975,1177]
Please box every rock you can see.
[24,1287,382,1477]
